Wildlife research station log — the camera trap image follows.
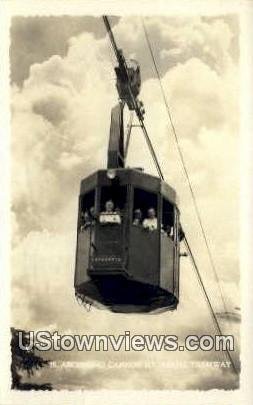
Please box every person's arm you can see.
[114,214,121,224]
[142,219,149,229]
[99,213,107,223]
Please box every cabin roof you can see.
[80,168,178,205]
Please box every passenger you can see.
[80,210,91,231]
[99,200,121,224]
[133,208,142,226]
[143,207,157,231]
[165,224,173,238]
[89,206,95,223]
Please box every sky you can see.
[10,15,240,390]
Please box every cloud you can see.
[10,16,120,86]
[10,15,240,390]
[112,15,238,79]
[11,35,117,240]
[32,95,68,125]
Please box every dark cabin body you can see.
[75,167,180,313]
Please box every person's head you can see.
[105,200,114,212]
[147,207,156,219]
[134,209,142,220]
[84,210,90,221]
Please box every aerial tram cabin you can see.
[74,16,183,313]
[75,167,181,313]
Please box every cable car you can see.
[74,16,184,313]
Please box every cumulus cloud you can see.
[10,15,240,390]
[11,35,117,239]
[10,16,120,85]
[111,15,238,79]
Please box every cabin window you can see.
[162,198,174,238]
[100,186,127,211]
[99,186,127,224]
[79,189,95,230]
[132,188,158,230]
